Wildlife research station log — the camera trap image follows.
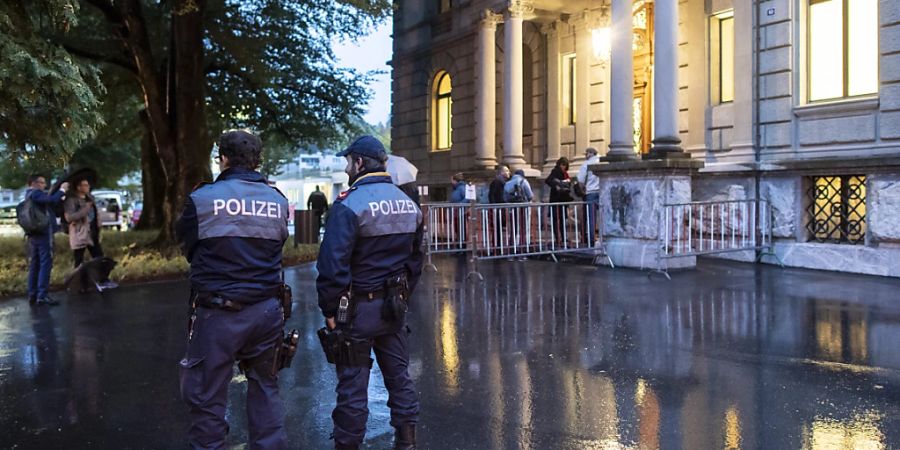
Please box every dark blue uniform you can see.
[317,172,424,448]
[175,167,290,450]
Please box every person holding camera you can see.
[316,136,424,450]
[174,130,291,449]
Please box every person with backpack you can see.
[64,178,118,292]
[19,174,68,305]
[503,169,533,203]
[503,170,533,258]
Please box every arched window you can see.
[433,71,453,150]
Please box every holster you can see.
[316,327,373,368]
[239,329,300,377]
[381,273,410,322]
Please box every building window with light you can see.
[807,0,878,102]
[710,11,734,104]
[433,71,453,151]
[438,0,451,14]
[561,54,576,125]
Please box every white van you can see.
[91,190,128,230]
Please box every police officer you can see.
[317,136,424,450]
[175,129,290,449]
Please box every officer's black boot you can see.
[334,443,358,450]
[393,423,416,450]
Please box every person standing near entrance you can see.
[22,174,68,305]
[307,185,329,229]
[175,129,291,450]
[316,135,423,450]
[577,147,601,245]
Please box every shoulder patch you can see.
[336,187,357,201]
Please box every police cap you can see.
[336,135,387,161]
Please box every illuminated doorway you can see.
[632,0,654,155]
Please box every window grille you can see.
[806,175,866,244]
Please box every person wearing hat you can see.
[175,129,291,449]
[316,135,424,450]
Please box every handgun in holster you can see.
[381,273,410,322]
[240,328,300,377]
[316,326,373,368]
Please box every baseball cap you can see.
[336,135,388,160]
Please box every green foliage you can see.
[0,230,320,298]
[0,0,104,156]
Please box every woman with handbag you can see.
[545,157,573,247]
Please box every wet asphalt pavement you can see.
[1,257,900,449]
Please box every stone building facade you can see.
[390,0,900,277]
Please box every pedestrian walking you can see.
[316,135,424,450]
[545,157,573,247]
[175,129,293,450]
[576,147,601,245]
[19,174,68,306]
[307,185,329,229]
[64,178,118,292]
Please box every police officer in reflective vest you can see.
[316,136,424,450]
[175,129,290,449]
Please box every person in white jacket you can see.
[576,147,601,245]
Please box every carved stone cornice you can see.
[507,0,534,19]
[568,9,607,31]
[540,20,561,37]
[478,9,503,29]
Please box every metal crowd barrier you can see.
[423,203,470,254]
[423,201,612,276]
[657,199,783,278]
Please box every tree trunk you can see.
[165,0,209,241]
[136,109,165,229]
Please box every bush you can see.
[0,230,319,298]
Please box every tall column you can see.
[476,10,503,169]
[502,0,532,168]
[650,0,685,158]
[542,21,560,169]
[730,0,755,157]
[607,0,636,159]
[572,12,594,158]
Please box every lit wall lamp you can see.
[592,27,611,64]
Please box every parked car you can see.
[130,201,143,228]
[91,190,128,230]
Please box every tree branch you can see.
[60,42,138,74]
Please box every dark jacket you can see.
[307,191,328,212]
[488,177,506,204]
[316,172,424,318]
[24,188,65,236]
[175,168,290,304]
[545,167,573,203]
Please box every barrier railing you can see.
[423,203,470,255]
[423,201,613,277]
[657,199,782,278]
